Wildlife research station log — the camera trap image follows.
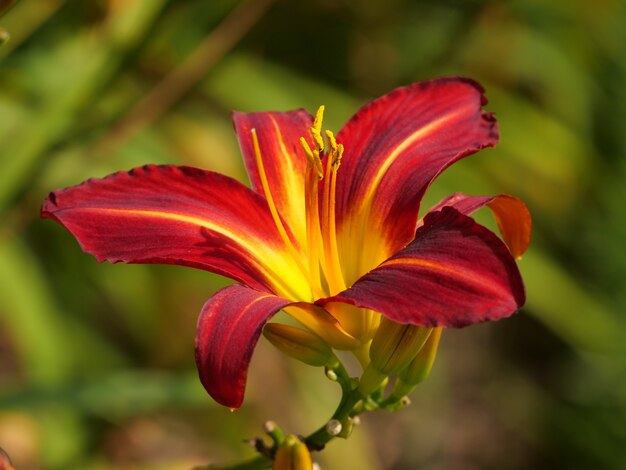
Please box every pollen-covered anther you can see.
[299,137,323,179]
[311,105,326,153]
[325,130,343,167]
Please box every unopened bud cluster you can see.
[265,315,443,400]
[359,318,440,397]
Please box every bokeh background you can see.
[1,0,625,468]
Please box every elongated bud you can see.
[390,327,442,399]
[369,318,431,375]
[398,327,442,383]
[358,318,431,396]
[264,323,333,367]
[273,434,313,470]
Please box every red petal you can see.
[42,165,308,299]
[233,110,314,248]
[334,78,498,284]
[195,285,291,408]
[320,207,525,328]
[426,193,531,258]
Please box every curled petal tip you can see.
[195,285,291,408]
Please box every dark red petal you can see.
[320,207,525,328]
[233,110,314,247]
[426,193,532,258]
[41,165,308,298]
[334,77,498,284]
[195,284,291,408]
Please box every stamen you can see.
[298,106,347,296]
[325,129,338,155]
[320,130,346,294]
[251,129,319,299]
[304,165,324,290]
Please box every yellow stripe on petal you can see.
[358,107,471,218]
[93,207,311,300]
[334,79,499,287]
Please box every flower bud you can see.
[369,317,431,375]
[263,323,333,367]
[398,327,442,386]
[389,327,442,400]
[358,318,431,396]
[273,434,313,470]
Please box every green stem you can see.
[305,388,364,449]
[205,359,364,469]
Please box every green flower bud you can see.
[369,317,431,375]
[387,327,442,400]
[263,323,333,367]
[272,434,313,470]
[398,327,442,386]
[358,318,431,396]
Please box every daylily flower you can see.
[42,77,530,409]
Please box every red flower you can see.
[42,77,530,409]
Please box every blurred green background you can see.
[1,0,625,468]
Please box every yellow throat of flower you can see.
[250,106,347,300]
[252,107,382,354]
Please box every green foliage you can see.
[1,0,625,468]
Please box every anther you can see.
[334,144,344,166]
[300,137,323,178]
[324,130,343,167]
[325,130,337,153]
[312,105,325,152]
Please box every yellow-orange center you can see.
[250,106,346,300]
[252,107,381,355]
